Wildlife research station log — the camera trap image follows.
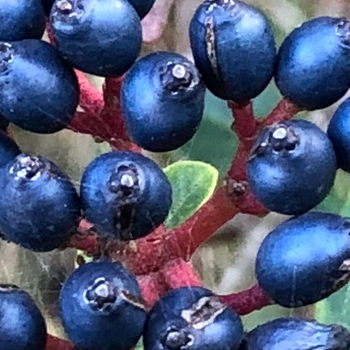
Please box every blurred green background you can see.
[0,0,349,339]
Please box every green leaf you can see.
[164,160,219,230]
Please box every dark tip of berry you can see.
[0,284,20,292]
[333,258,350,291]
[336,18,350,47]
[84,277,118,312]
[181,296,226,329]
[10,155,46,181]
[250,123,300,159]
[52,0,85,25]
[0,43,14,73]
[159,62,200,94]
[161,326,194,350]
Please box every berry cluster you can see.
[0,0,350,349]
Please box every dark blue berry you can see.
[0,39,79,134]
[328,96,350,172]
[50,0,142,77]
[59,261,146,350]
[81,151,172,240]
[41,0,55,16]
[0,131,21,168]
[275,17,350,110]
[127,0,155,19]
[256,212,350,307]
[0,284,47,350]
[144,286,243,350]
[0,0,45,41]
[121,52,206,152]
[0,153,81,252]
[240,317,350,350]
[189,0,276,102]
[247,120,337,215]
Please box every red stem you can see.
[219,284,273,315]
[46,335,74,350]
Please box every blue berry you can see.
[0,153,81,252]
[59,261,146,350]
[256,212,350,307]
[189,0,276,102]
[275,17,350,110]
[247,120,337,215]
[241,317,350,350]
[127,0,155,18]
[0,284,47,350]
[0,0,45,41]
[0,39,79,134]
[0,131,21,168]
[81,151,172,240]
[144,286,243,350]
[50,0,142,77]
[121,52,206,152]
[328,96,350,172]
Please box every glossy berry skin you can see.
[0,153,81,252]
[0,131,21,168]
[127,0,155,18]
[276,17,350,110]
[50,0,142,77]
[81,151,172,240]
[144,286,243,350]
[0,39,79,134]
[0,0,45,41]
[256,212,350,307]
[59,261,147,350]
[240,317,350,350]
[121,52,206,152]
[0,284,47,350]
[247,120,337,215]
[328,96,350,172]
[189,0,276,102]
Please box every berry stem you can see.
[219,284,273,315]
[228,100,257,138]
[46,335,74,350]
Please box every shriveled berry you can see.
[60,261,147,350]
[247,120,337,215]
[144,286,243,350]
[328,96,350,172]
[0,284,47,350]
[127,0,155,18]
[0,131,21,168]
[0,0,45,41]
[189,0,276,102]
[50,0,142,77]
[275,17,350,110]
[0,153,81,252]
[81,151,172,240]
[256,212,350,307]
[240,317,350,350]
[121,52,206,152]
[0,39,79,134]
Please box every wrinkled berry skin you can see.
[0,39,79,134]
[189,0,276,102]
[328,96,350,172]
[0,0,45,41]
[0,285,47,350]
[60,261,147,350]
[81,151,172,240]
[50,0,142,77]
[256,212,350,307]
[247,120,337,215]
[240,317,350,350]
[0,131,21,168]
[0,153,81,252]
[276,17,350,110]
[144,286,243,350]
[121,52,206,152]
[127,0,155,18]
